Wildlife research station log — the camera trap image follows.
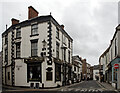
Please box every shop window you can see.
[27,63,41,82]
[55,64,61,81]
[113,68,117,81]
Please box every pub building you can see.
[2,6,73,88]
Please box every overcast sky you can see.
[0,0,119,66]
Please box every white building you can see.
[86,63,91,79]
[72,56,82,83]
[93,65,100,81]
[2,6,73,88]
[99,25,120,89]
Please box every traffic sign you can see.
[114,64,119,69]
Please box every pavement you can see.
[2,80,120,93]
[97,81,116,90]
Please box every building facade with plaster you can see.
[2,6,73,88]
[72,56,82,83]
[99,25,120,89]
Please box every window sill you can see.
[30,34,39,37]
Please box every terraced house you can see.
[2,6,73,88]
[72,56,82,83]
[99,25,120,89]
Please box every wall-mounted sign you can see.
[114,64,119,69]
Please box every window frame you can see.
[56,42,59,58]
[31,24,38,35]
[27,63,41,82]
[55,63,61,81]
[5,48,8,62]
[68,40,70,48]
[46,72,52,81]
[31,40,38,57]
[68,50,70,63]
[5,35,8,44]
[56,27,59,39]
[16,28,21,38]
[16,43,21,58]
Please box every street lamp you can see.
[42,39,47,49]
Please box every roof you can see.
[2,15,73,41]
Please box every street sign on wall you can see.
[114,64,119,69]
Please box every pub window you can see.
[5,48,8,62]
[68,50,70,63]
[16,28,21,38]
[27,64,41,82]
[31,24,38,35]
[8,72,10,80]
[56,42,59,58]
[55,64,61,81]
[31,41,38,57]
[46,72,52,81]
[56,27,59,39]
[16,43,21,58]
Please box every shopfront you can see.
[111,58,120,89]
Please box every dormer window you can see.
[31,24,38,35]
[16,28,21,38]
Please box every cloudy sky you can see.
[0,0,119,65]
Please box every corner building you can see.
[2,6,73,88]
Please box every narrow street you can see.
[58,80,118,92]
[2,80,119,93]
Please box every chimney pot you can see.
[61,25,64,29]
[11,18,19,25]
[28,6,39,19]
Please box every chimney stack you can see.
[61,25,64,29]
[11,18,19,25]
[28,6,39,19]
